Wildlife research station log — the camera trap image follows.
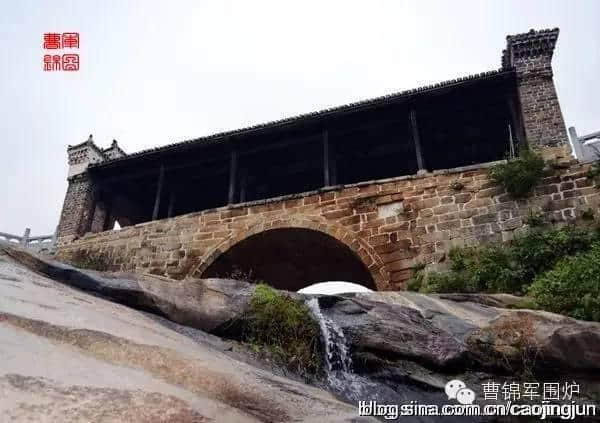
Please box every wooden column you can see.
[167,191,176,218]
[323,130,330,186]
[152,164,165,221]
[506,92,525,150]
[239,168,248,203]
[228,149,238,204]
[330,136,337,185]
[410,108,425,171]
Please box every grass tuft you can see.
[242,284,323,379]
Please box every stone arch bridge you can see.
[55,28,600,290]
[56,160,600,291]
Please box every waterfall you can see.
[306,297,352,375]
[306,297,379,400]
[306,296,432,409]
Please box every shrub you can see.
[406,265,425,291]
[489,149,548,198]
[242,284,323,378]
[524,209,546,227]
[405,275,423,292]
[586,163,600,185]
[413,226,600,296]
[486,315,542,377]
[528,243,600,322]
[510,226,600,283]
[419,271,473,293]
[416,246,520,294]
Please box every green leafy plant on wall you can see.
[587,163,600,185]
[525,209,546,227]
[489,149,549,199]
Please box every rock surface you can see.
[3,245,600,422]
[319,292,600,400]
[0,246,372,422]
[9,246,599,376]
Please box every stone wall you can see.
[56,159,600,290]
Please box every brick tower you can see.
[502,28,570,158]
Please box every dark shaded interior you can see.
[200,228,376,291]
[89,71,522,229]
[418,83,514,170]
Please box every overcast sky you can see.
[1,0,598,236]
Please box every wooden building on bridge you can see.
[54,29,576,289]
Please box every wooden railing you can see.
[569,126,600,163]
[0,228,57,252]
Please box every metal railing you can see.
[569,126,600,163]
[0,227,57,252]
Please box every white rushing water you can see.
[306,297,353,374]
[306,297,382,401]
[306,297,446,415]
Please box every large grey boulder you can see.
[0,246,373,422]
[330,291,600,374]
[313,292,600,401]
[2,246,256,333]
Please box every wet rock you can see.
[319,297,469,369]
[343,292,600,376]
[0,246,373,422]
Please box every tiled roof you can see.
[92,67,514,168]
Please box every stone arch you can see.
[189,216,389,290]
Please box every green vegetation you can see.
[68,250,113,271]
[489,149,549,198]
[408,226,600,321]
[586,162,600,185]
[528,244,600,321]
[524,209,546,227]
[241,284,323,379]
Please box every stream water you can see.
[306,298,392,403]
[306,297,467,422]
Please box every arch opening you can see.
[200,228,377,291]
